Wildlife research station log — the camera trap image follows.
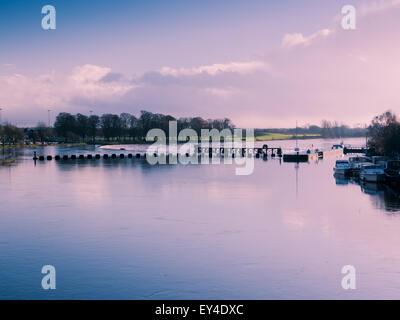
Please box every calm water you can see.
[2,137,400,299]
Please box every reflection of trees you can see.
[334,173,400,213]
[361,184,400,213]
[374,186,400,213]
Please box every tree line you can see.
[53,111,235,143]
[0,123,25,145]
[257,120,367,138]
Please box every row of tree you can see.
[0,124,25,145]
[54,111,235,142]
[257,120,367,138]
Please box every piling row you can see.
[33,147,283,161]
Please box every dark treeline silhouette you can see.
[368,111,400,155]
[0,112,371,146]
[0,123,25,145]
[257,120,366,138]
[53,111,235,143]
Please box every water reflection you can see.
[5,137,400,299]
[333,174,400,212]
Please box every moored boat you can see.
[333,160,351,175]
[384,160,400,186]
[359,164,385,183]
[348,156,371,176]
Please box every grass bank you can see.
[0,159,15,166]
[255,132,321,141]
[0,142,87,149]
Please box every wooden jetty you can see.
[283,148,343,163]
[33,146,284,162]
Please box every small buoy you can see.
[103,154,109,159]
[111,154,117,158]
[71,155,77,160]
[79,155,84,159]
[120,154,125,158]
[87,154,93,159]
[46,155,52,160]
[63,155,68,160]
[136,153,140,158]
[128,154,133,158]
[95,154,101,159]
[55,155,61,160]
[185,153,189,157]
[39,156,45,161]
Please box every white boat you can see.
[333,160,351,175]
[332,143,344,150]
[359,164,385,183]
[348,156,371,175]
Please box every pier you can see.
[33,145,346,163]
[343,147,367,154]
[33,146,283,162]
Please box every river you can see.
[2,137,400,299]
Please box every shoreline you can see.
[0,135,365,149]
[0,142,87,150]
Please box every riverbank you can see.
[255,133,321,141]
[0,159,15,166]
[0,142,87,149]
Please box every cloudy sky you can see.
[1,0,400,128]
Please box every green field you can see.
[255,132,321,141]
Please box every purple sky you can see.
[1,0,400,128]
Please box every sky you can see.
[0,0,400,128]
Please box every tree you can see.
[88,115,100,143]
[100,114,114,141]
[75,113,89,141]
[190,117,208,136]
[35,122,51,143]
[54,113,77,142]
[368,111,400,155]
[100,114,122,140]
[0,123,24,145]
